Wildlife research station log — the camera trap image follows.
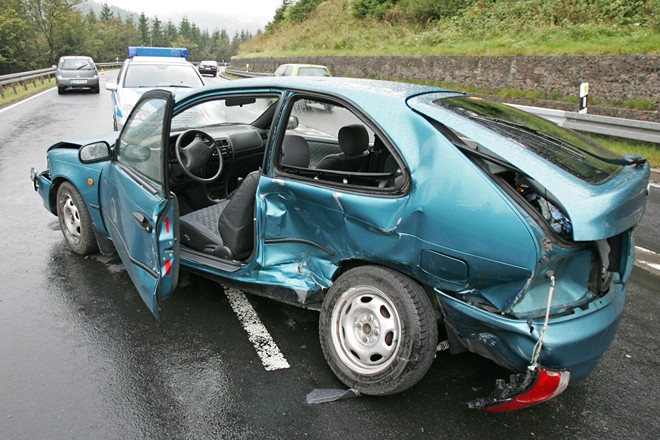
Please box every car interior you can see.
[163,94,406,264]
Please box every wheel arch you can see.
[49,176,113,254]
[332,259,443,322]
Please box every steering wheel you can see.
[174,129,223,183]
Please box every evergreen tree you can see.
[138,12,150,45]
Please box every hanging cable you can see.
[530,271,556,369]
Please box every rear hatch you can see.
[407,93,649,242]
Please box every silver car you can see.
[55,56,99,94]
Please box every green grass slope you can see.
[239,0,660,57]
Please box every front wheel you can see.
[56,182,99,255]
[319,266,438,396]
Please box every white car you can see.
[106,50,205,131]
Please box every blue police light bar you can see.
[128,46,189,59]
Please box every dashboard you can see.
[168,124,269,201]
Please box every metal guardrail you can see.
[0,67,56,98]
[510,104,660,144]
[223,68,271,78]
[0,62,123,99]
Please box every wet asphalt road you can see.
[0,73,658,439]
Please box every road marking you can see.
[649,182,659,190]
[225,288,290,371]
[635,246,660,277]
[0,87,55,114]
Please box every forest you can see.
[0,0,254,73]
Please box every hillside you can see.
[238,0,660,57]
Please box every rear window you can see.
[60,58,94,70]
[297,67,330,77]
[435,96,623,183]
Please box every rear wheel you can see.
[56,182,99,255]
[319,266,437,395]
[57,86,65,95]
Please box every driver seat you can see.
[179,171,260,260]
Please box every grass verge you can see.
[584,134,660,168]
[0,78,55,109]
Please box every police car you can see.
[105,47,205,131]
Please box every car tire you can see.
[56,182,99,255]
[57,86,65,95]
[319,265,438,396]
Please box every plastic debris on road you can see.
[306,388,361,404]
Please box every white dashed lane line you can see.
[635,246,660,277]
[225,288,291,371]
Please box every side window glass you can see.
[117,97,168,195]
[277,96,404,191]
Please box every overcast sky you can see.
[103,0,283,28]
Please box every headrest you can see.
[281,134,310,168]
[338,124,369,156]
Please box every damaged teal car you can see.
[30,77,649,411]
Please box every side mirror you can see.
[105,82,117,92]
[79,141,112,163]
[287,116,299,130]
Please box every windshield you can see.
[172,97,278,131]
[124,64,203,88]
[61,59,93,70]
[435,96,623,184]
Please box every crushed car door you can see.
[99,90,179,319]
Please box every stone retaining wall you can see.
[232,54,659,111]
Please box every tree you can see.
[267,0,291,30]
[151,17,164,47]
[138,12,149,45]
[99,1,113,21]
[179,16,192,40]
[23,0,85,66]
[0,1,29,69]
[164,20,178,45]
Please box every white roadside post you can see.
[579,82,589,114]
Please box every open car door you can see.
[99,90,179,319]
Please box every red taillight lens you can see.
[485,369,570,413]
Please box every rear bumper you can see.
[58,77,99,89]
[437,283,626,384]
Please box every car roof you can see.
[183,76,452,104]
[60,56,93,60]
[127,56,191,65]
[279,63,328,69]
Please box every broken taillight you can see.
[468,367,570,412]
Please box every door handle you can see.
[132,212,152,233]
